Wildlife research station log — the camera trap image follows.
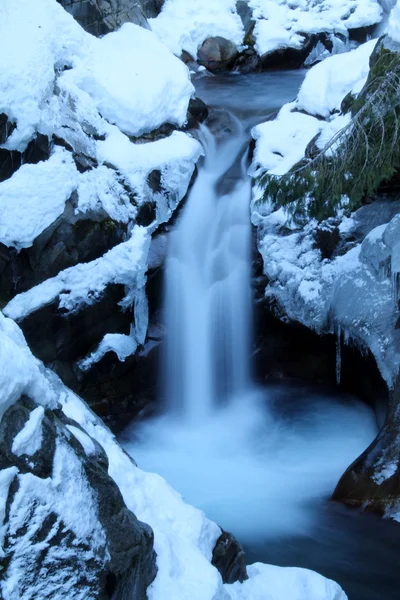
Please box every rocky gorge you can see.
[1,1,400,599]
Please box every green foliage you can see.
[256,43,400,223]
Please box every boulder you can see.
[0,395,157,599]
[198,36,239,71]
[212,530,248,584]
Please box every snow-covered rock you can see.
[150,0,383,64]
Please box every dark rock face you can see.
[0,133,50,183]
[332,374,400,514]
[58,0,165,36]
[0,203,127,307]
[0,395,157,599]
[198,37,239,71]
[186,97,209,130]
[212,530,248,584]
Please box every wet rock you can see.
[0,133,50,183]
[332,373,400,515]
[0,113,16,145]
[314,221,340,260]
[186,97,209,129]
[198,37,239,71]
[17,283,131,365]
[0,395,157,599]
[212,530,248,584]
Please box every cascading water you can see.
[164,116,252,420]
[121,73,384,600]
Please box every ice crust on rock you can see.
[251,37,400,388]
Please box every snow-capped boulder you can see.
[0,395,157,600]
[198,36,239,71]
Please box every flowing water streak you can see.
[164,116,252,420]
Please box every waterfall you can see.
[163,114,252,421]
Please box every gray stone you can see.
[58,0,165,36]
[198,37,239,72]
[212,530,248,584]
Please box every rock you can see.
[212,530,248,584]
[186,97,209,129]
[0,202,127,306]
[236,0,254,39]
[0,113,16,145]
[332,373,400,515]
[0,395,157,599]
[314,221,340,260]
[0,133,50,183]
[58,0,165,36]
[198,37,239,71]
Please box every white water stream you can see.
[122,74,377,545]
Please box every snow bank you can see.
[296,40,377,118]
[149,0,244,58]
[249,0,382,56]
[0,148,79,249]
[4,226,150,320]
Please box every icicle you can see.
[393,272,400,309]
[336,323,342,386]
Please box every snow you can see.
[296,40,378,118]
[0,147,79,249]
[67,425,97,456]
[61,23,194,137]
[0,467,18,559]
[97,129,203,225]
[76,166,138,223]
[150,0,382,60]
[0,0,194,150]
[78,331,138,371]
[249,0,382,56]
[0,0,88,151]
[1,438,107,600]
[0,312,58,420]
[250,102,323,177]
[4,226,150,321]
[11,406,45,457]
[388,1,400,41]
[149,0,244,59]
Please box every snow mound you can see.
[61,23,194,137]
[296,40,378,118]
[149,0,244,59]
[0,147,79,249]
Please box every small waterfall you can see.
[163,114,252,421]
